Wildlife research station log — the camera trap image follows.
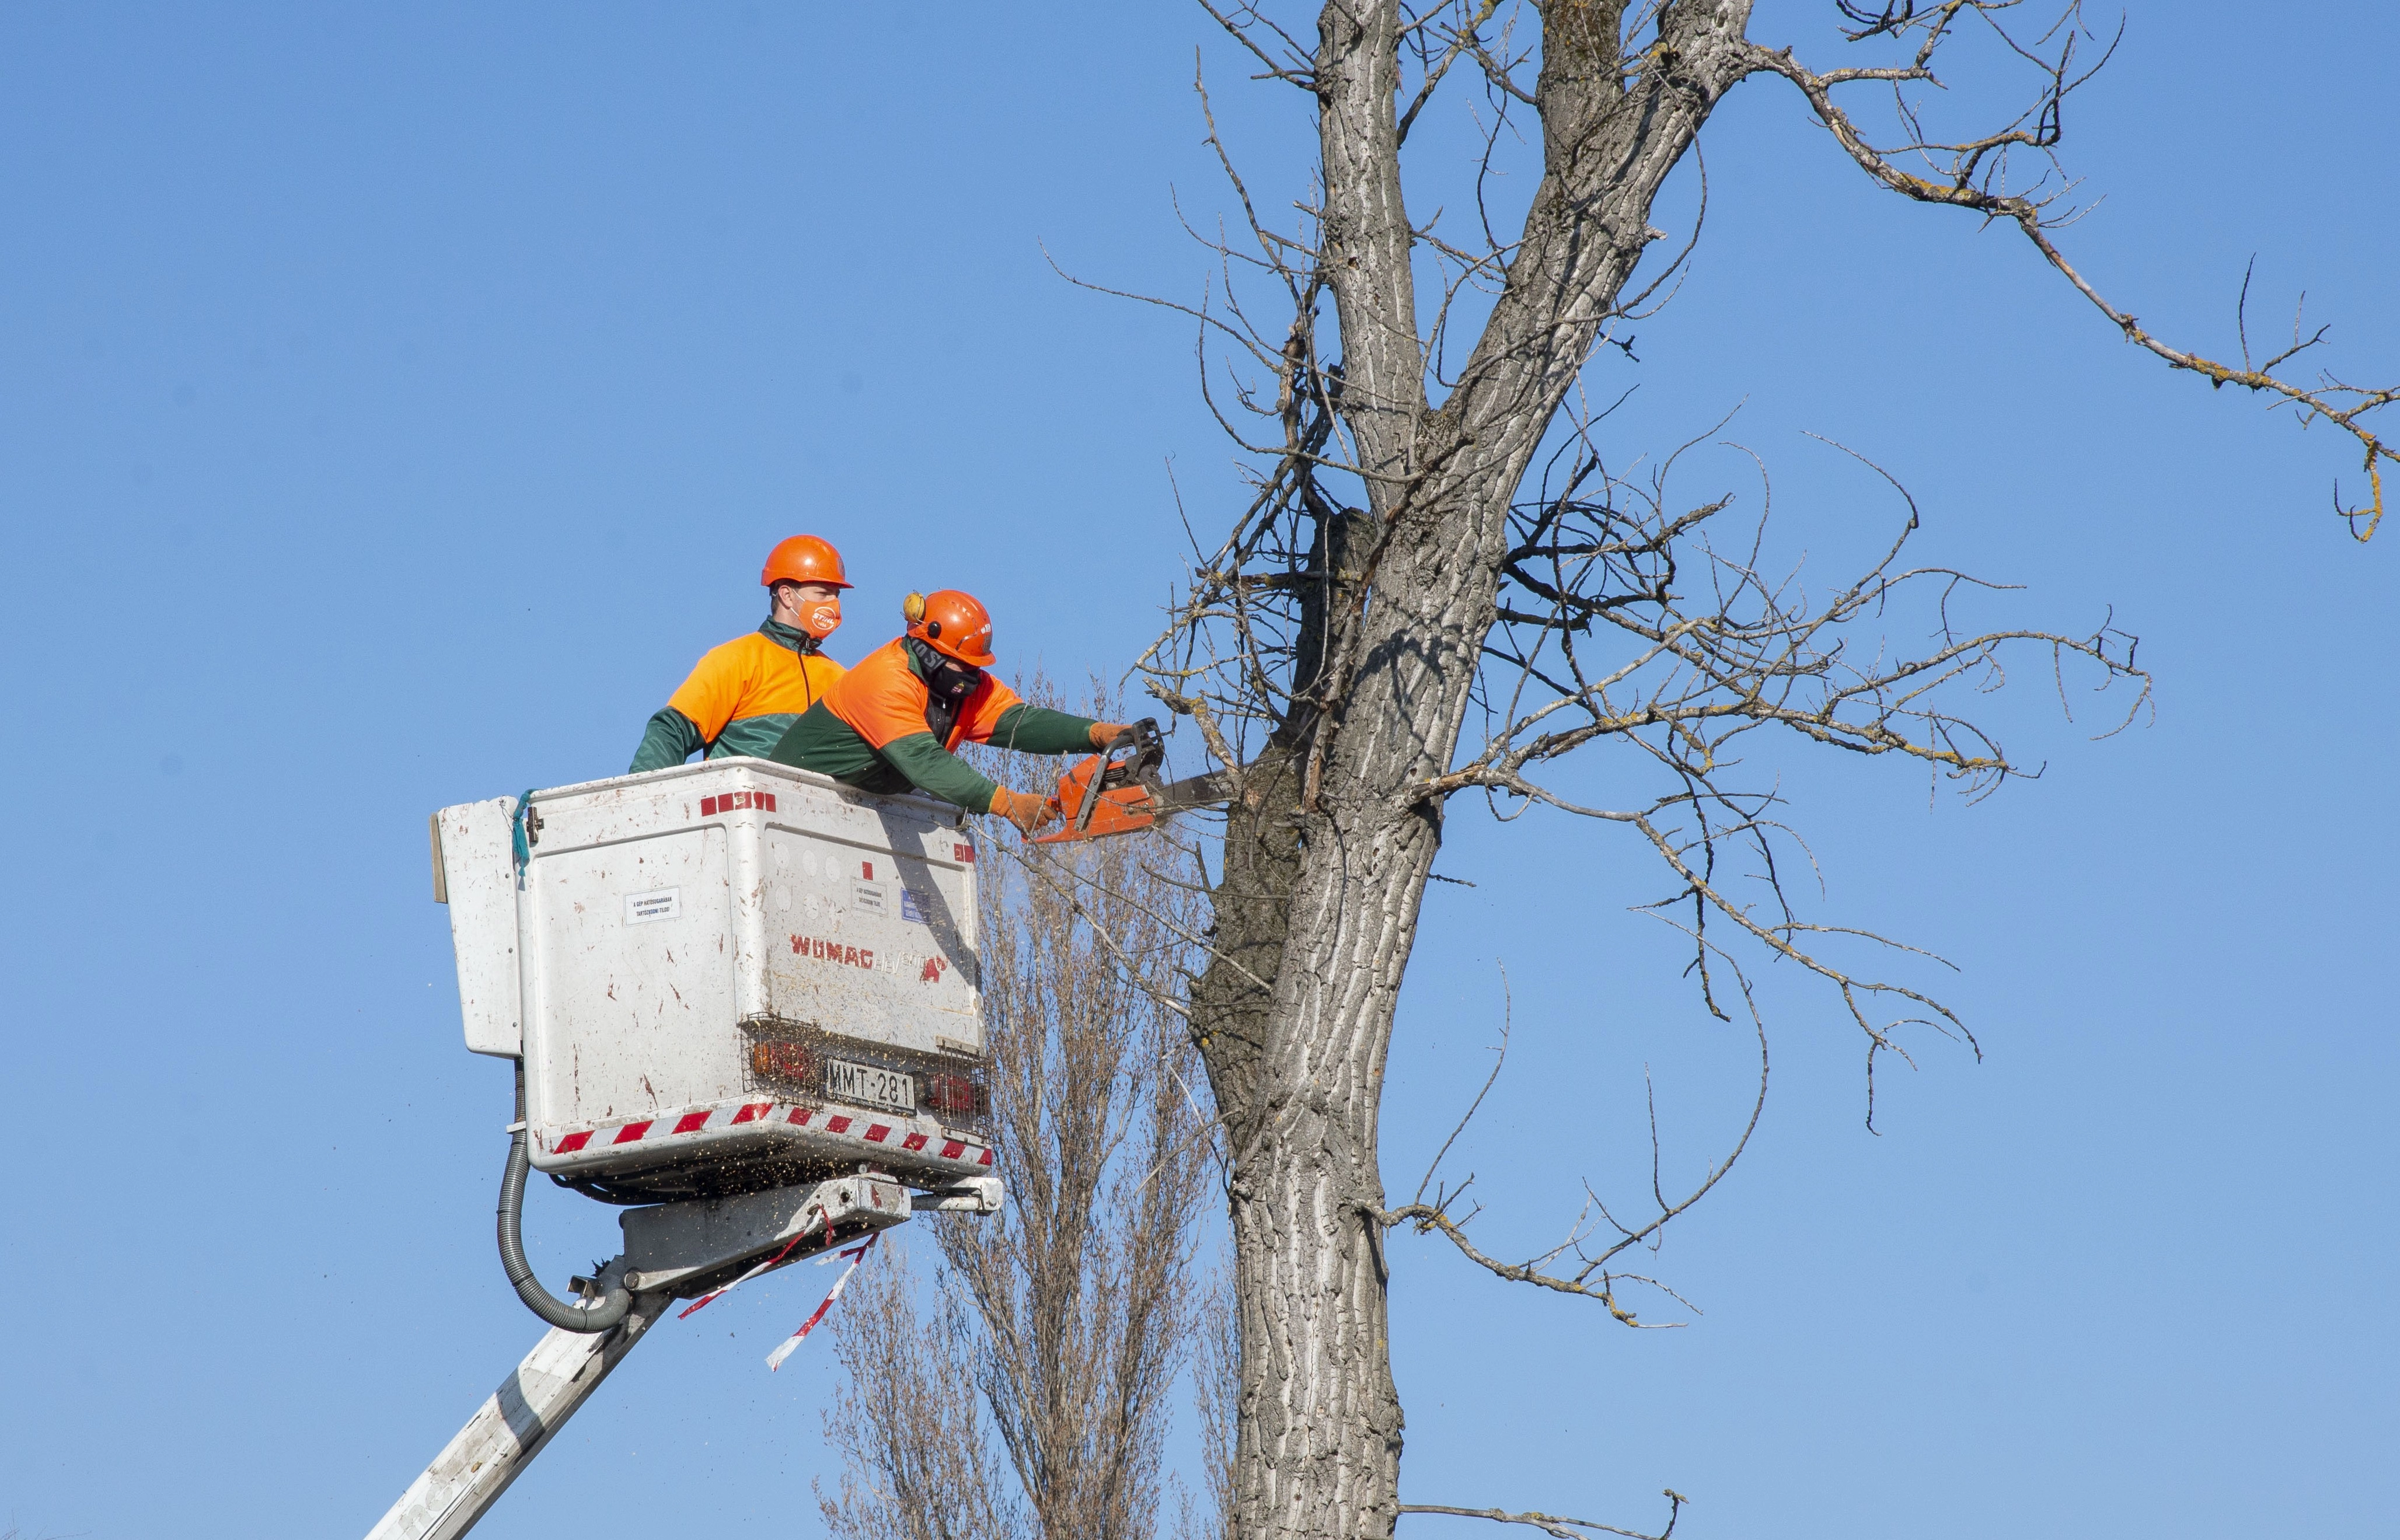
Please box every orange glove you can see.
[1087,721,1135,750]
[988,785,1058,837]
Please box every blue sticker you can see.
[901,887,929,924]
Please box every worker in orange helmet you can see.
[768,590,1132,835]
[628,536,853,772]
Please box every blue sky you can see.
[2,4,2392,1538]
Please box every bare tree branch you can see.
[1396,1496,1687,1540]
[1742,22,2396,538]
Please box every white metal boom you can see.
[364,1280,673,1540]
[364,1172,1000,1540]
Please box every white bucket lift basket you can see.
[432,759,994,1200]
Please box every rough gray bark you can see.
[1195,9,1760,1540]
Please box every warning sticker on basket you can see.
[625,888,682,924]
[852,881,887,916]
[901,886,930,924]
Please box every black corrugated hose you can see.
[497,1063,632,1332]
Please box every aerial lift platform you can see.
[368,759,1007,1539]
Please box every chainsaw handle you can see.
[1070,718,1159,831]
[1107,717,1161,755]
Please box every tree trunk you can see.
[1191,6,1764,1540]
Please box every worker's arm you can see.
[632,637,757,773]
[629,707,706,773]
[880,732,1003,813]
[983,703,1104,756]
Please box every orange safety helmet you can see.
[760,535,853,590]
[903,589,997,669]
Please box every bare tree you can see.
[1013,6,2396,1540]
[1181,1260,1240,1540]
[822,696,1219,1540]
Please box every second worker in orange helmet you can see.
[768,589,1131,835]
[628,535,853,772]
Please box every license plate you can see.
[825,1057,915,1115]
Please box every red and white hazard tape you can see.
[542,1099,993,1169]
[675,1208,832,1321]
[764,1230,881,1372]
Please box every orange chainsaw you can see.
[1031,718,1233,845]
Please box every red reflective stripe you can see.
[940,1139,966,1160]
[865,1124,891,1143]
[702,796,718,815]
[556,1131,592,1153]
[860,861,873,879]
[826,1115,852,1133]
[613,1120,654,1144]
[759,792,777,812]
[732,1102,771,1125]
[673,1112,710,1134]
[977,1147,994,1167]
[901,1132,929,1152]
[954,843,975,862]
[789,1107,812,1126]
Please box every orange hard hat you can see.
[903,589,996,668]
[760,535,852,590]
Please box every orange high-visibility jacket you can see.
[629,622,845,771]
[769,638,1095,811]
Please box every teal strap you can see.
[511,789,536,888]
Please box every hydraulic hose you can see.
[497,1063,632,1332]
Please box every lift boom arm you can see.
[364,1174,1000,1540]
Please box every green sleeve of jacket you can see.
[989,703,1100,756]
[882,732,1002,813]
[630,707,706,773]
[766,699,898,788]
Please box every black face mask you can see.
[908,638,984,743]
